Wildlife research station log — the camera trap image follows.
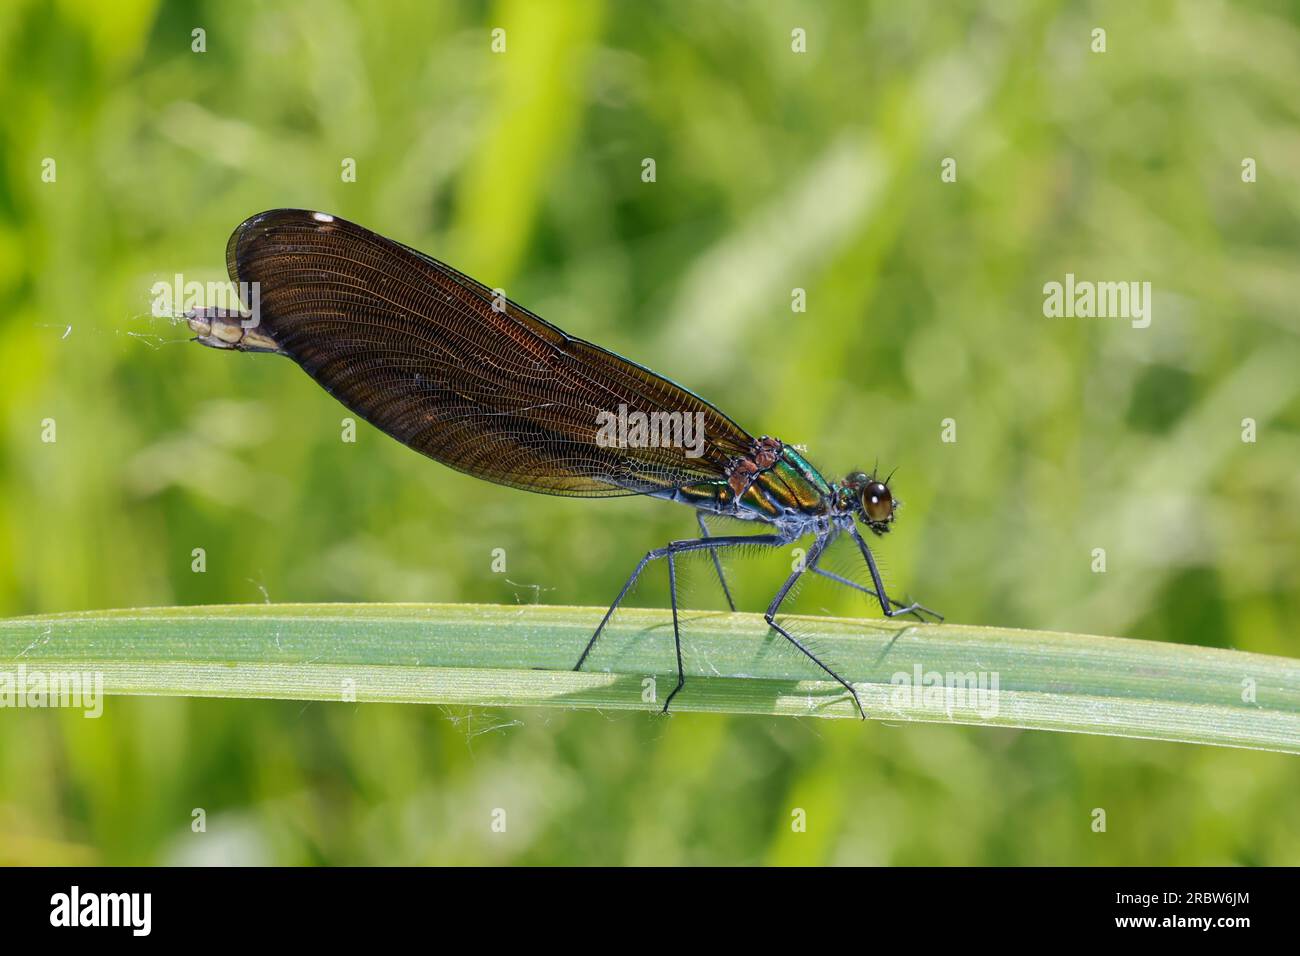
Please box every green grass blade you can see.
[2,603,1297,753]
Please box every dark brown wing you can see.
[226,209,755,497]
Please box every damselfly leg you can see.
[576,528,879,718]
[809,566,942,622]
[574,533,788,712]
[761,533,867,719]
[849,526,940,620]
[696,513,737,612]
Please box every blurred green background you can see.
[2,0,1299,865]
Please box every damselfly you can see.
[187,209,940,717]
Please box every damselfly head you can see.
[840,470,897,534]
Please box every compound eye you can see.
[861,481,893,523]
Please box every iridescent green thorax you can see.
[753,447,834,513]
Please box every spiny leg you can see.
[573,534,789,710]
[661,549,685,712]
[848,526,940,620]
[697,512,737,612]
[763,533,867,719]
[809,566,941,622]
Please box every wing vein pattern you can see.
[226,209,755,498]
